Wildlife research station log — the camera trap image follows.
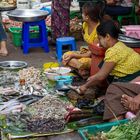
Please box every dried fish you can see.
[27,118,65,133]
[0,100,25,115]
[18,67,41,84]
[0,87,18,95]
[27,95,71,120]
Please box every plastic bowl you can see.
[45,67,71,81]
[56,75,73,89]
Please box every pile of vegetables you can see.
[106,119,140,140]
[85,117,140,140]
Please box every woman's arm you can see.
[80,61,116,93]
[72,51,91,59]
[63,51,91,63]
[106,0,117,5]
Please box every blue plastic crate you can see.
[78,119,128,140]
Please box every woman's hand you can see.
[87,75,94,82]
[79,85,87,95]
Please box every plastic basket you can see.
[78,119,128,140]
[9,26,50,47]
[70,11,81,19]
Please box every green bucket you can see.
[9,26,51,47]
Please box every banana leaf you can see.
[2,127,73,139]
[67,116,103,130]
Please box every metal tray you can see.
[7,9,49,22]
[0,61,28,70]
[118,34,140,43]
[118,34,140,48]
[0,6,16,11]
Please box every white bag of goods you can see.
[17,0,30,9]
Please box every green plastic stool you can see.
[117,0,138,26]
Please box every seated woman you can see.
[105,0,133,16]
[62,2,105,79]
[79,20,140,93]
[104,76,140,121]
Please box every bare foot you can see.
[121,94,140,113]
[0,49,8,56]
[0,41,8,56]
[121,95,131,109]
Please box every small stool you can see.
[56,37,77,62]
[22,20,49,54]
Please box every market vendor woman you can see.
[79,20,140,94]
[62,2,104,79]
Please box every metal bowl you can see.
[7,9,49,22]
[118,34,140,43]
[0,61,28,70]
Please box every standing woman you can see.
[51,0,71,41]
[0,13,8,56]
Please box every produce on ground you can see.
[27,95,71,120]
[0,0,16,7]
[25,95,71,133]
[27,118,65,133]
[84,117,140,140]
[4,95,72,133]
[0,99,25,115]
[19,67,41,84]
[0,68,55,100]
[70,17,82,32]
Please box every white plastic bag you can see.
[17,0,30,9]
[71,0,79,7]
[70,0,80,11]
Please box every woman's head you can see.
[96,20,120,48]
[82,2,104,22]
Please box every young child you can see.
[62,2,104,79]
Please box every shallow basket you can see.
[78,119,128,140]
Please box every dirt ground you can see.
[0,33,85,68]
